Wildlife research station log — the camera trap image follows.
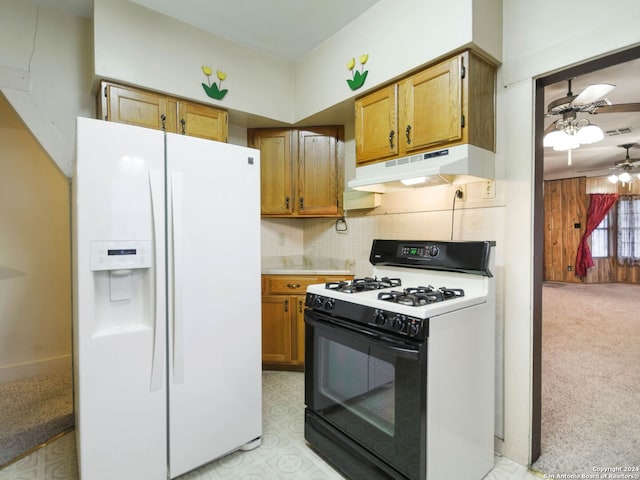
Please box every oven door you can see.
[305,310,427,480]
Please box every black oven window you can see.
[320,339,396,436]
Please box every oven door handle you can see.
[306,313,424,362]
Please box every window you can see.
[591,212,611,258]
[617,195,640,264]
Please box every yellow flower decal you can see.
[346,54,369,91]
[201,65,228,100]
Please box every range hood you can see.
[348,144,495,193]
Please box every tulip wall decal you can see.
[201,66,228,100]
[346,54,369,91]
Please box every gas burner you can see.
[377,286,465,306]
[325,276,401,293]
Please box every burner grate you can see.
[377,286,464,306]
[325,276,401,293]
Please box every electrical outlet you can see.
[278,232,285,246]
[456,185,466,201]
[481,180,496,199]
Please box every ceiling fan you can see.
[546,79,640,119]
[612,143,640,169]
[577,143,640,183]
[544,80,640,164]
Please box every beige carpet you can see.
[533,282,640,476]
[0,370,74,467]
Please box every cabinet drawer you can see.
[265,276,321,294]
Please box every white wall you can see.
[295,0,502,121]
[0,0,95,178]
[93,0,295,125]
[93,0,502,128]
[0,93,72,382]
[499,0,640,465]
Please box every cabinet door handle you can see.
[287,283,301,289]
[405,125,412,144]
[389,130,395,149]
[180,118,186,134]
[285,196,290,209]
[284,299,289,312]
[299,300,303,313]
[161,114,167,131]
[299,197,304,209]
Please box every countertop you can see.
[261,255,355,276]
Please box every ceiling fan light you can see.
[543,130,565,148]
[552,132,580,151]
[608,174,619,184]
[576,124,604,144]
[619,172,632,183]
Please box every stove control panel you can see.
[370,239,494,277]
[400,244,439,258]
[305,293,427,340]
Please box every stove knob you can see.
[428,245,439,257]
[325,298,335,311]
[374,312,386,326]
[313,296,324,308]
[392,315,405,332]
[408,322,420,337]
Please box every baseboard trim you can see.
[0,355,71,383]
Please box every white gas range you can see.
[304,239,496,480]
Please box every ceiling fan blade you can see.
[571,83,615,106]
[543,119,559,135]
[591,103,640,114]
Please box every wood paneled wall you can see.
[544,176,640,284]
[544,177,588,283]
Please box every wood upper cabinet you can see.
[175,100,228,142]
[249,129,293,215]
[261,274,353,370]
[355,85,398,163]
[98,81,228,142]
[355,50,496,166]
[102,82,174,131]
[298,127,343,216]
[400,55,462,152]
[248,126,344,218]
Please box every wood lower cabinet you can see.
[98,81,228,142]
[261,274,352,370]
[248,127,345,218]
[355,49,496,166]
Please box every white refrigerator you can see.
[72,117,262,479]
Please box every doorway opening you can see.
[533,45,640,471]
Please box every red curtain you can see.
[575,193,619,276]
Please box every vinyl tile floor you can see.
[0,371,539,480]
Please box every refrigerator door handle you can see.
[149,169,165,392]
[171,171,185,385]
